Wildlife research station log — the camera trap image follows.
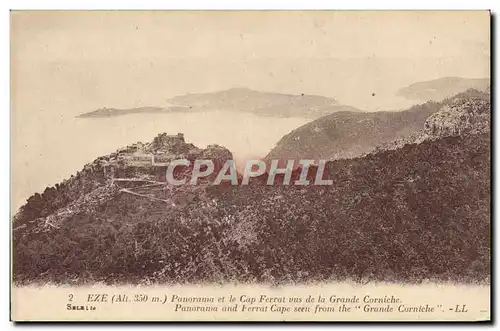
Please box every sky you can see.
[11,11,491,114]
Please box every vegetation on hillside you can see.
[266,89,489,161]
[13,133,490,285]
[12,90,491,286]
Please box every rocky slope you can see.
[373,89,490,153]
[423,95,490,137]
[266,89,489,162]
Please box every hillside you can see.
[12,135,490,285]
[265,101,440,161]
[265,89,489,162]
[373,89,491,153]
[13,92,490,285]
[12,133,232,236]
[396,77,490,102]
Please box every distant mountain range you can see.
[77,78,489,119]
[396,77,490,102]
[77,88,362,119]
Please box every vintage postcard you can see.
[10,10,491,322]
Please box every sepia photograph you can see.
[10,10,491,322]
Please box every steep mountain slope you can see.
[424,95,490,137]
[373,89,490,153]
[266,89,489,162]
[13,92,490,285]
[265,101,440,161]
[396,77,490,102]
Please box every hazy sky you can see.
[12,11,490,114]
